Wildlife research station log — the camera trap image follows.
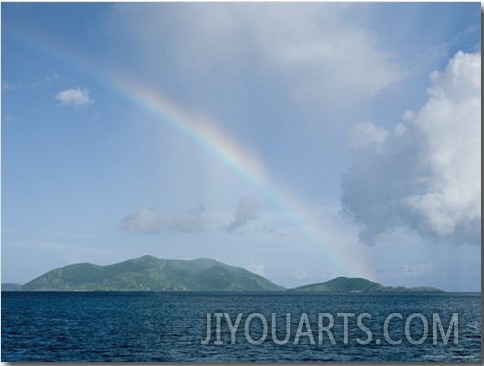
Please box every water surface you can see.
[1,291,480,362]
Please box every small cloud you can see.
[347,121,389,152]
[402,110,414,121]
[2,81,24,92]
[45,73,59,84]
[3,74,58,93]
[394,122,406,136]
[225,196,260,232]
[247,261,265,276]
[119,206,204,234]
[55,88,93,107]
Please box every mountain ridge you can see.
[15,255,444,292]
[19,255,284,292]
[291,276,444,293]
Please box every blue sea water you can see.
[1,291,480,362]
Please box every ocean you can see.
[1,291,480,362]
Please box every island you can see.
[8,255,443,293]
[18,255,284,292]
[291,276,444,293]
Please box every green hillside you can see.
[293,277,383,293]
[292,276,444,293]
[18,257,444,292]
[20,255,284,292]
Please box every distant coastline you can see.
[4,255,444,293]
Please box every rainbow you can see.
[112,78,268,192]
[5,22,375,280]
[111,79,373,278]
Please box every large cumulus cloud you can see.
[341,51,480,245]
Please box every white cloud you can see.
[55,88,93,107]
[107,3,401,109]
[225,196,260,232]
[403,51,481,237]
[119,206,204,234]
[2,81,25,91]
[341,51,481,245]
[394,122,406,136]
[45,73,59,84]
[402,110,415,121]
[347,121,389,151]
[247,261,265,276]
[3,73,58,92]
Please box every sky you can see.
[1,2,481,291]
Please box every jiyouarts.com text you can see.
[201,312,459,346]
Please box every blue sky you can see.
[2,2,481,291]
